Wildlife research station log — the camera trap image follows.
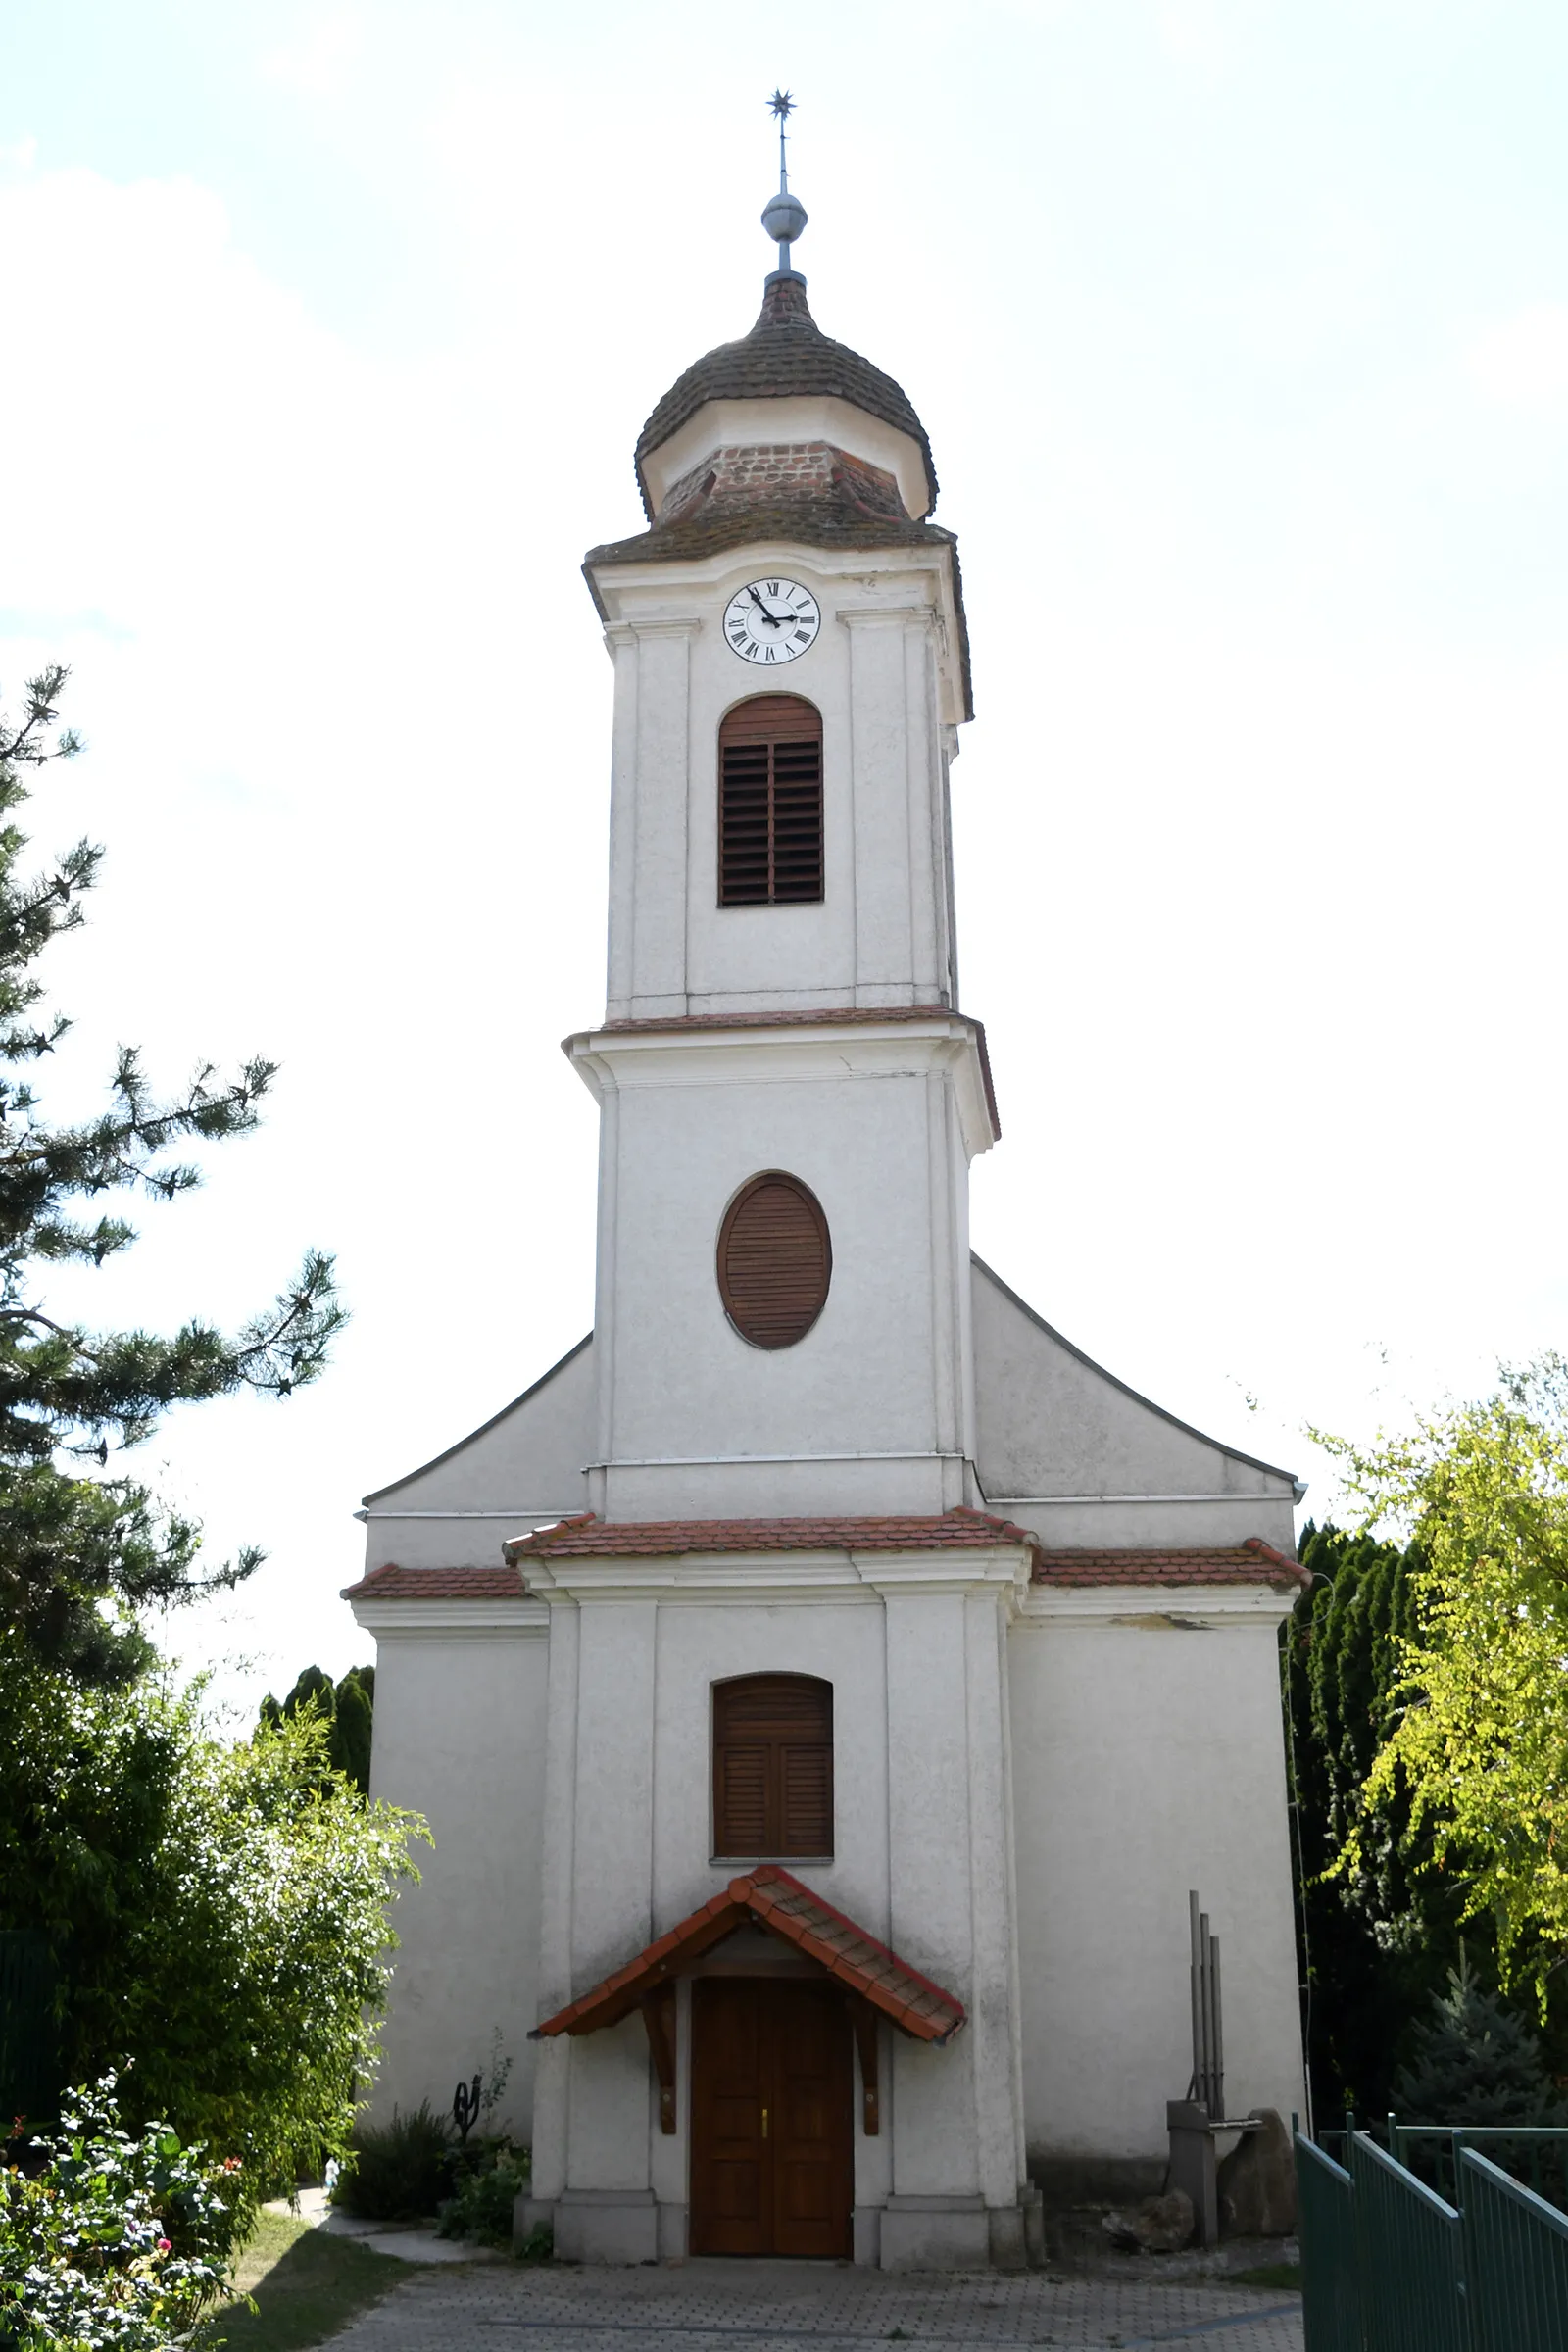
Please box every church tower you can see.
[571,134,992,1528]
[346,107,1308,2274]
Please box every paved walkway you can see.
[329,2256,1303,2351]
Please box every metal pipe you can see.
[1189,1891,1204,2105]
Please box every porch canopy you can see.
[531,1865,965,2046]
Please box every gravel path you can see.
[328,2255,1303,2351]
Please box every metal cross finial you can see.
[760,91,807,278]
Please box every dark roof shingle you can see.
[633,275,937,521]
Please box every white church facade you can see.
[344,161,1307,2271]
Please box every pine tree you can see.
[0,670,345,1683]
[1393,1958,1565,2128]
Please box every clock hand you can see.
[746,586,786,628]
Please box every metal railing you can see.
[1463,2145,1568,2352]
[1391,2123,1568,2215]
[1297,2122,1568,2352]
[1298,2135,1360,2352]
[1349,2131,1467,2352]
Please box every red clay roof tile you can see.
[1033,1536,1307,1593]
[506,1506,1041,1566]
[532,1865,965,2046]
[340,1561,531,1601]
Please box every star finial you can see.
[767,90,795,193]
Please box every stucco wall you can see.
[972,1261,1299,1552]
[365,1623,550,2138]
[595,545,963,1024]
[1007,1599,1304,2186]
[578,1039,982,1520]
[361,1337,595,1570]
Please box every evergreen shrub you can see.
[332,2105,456,2223]
[437,2144,530,2248]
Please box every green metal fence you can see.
[1462,2145,1568,2352]
[1393,2123,1568,2215]
[1349,2131,1468,2352]
[1297,2123,1568,2352]
[0,1930,61,2130]
[1298,2134,1360,2352]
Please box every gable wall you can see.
[361,1338,595,1570]
[971,1263,1298,1550]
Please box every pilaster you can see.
[607,619,698,1022]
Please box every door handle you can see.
[761,2106,769,2139]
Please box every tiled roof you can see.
[585,1005,1000,1141]
[633,275,937,522]
[532,1865,965,2045]
[340,1561,530,1601]
[506,1506,1043,1567]
[1033,1537,1308,1593]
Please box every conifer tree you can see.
[1283,1522,1530,2116]
[1393,1957,1564,2128]
[0,670,344,1684]
[259,1662,374,1792]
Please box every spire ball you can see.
[762,189,808,246]
[761,88,806,279]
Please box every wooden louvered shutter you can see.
[717,1172,831,1349]
[713,1675,834,1858]
[718,694,823,907]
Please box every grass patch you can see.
[195,2211,415,2352]
[1228,2260,1302,2291]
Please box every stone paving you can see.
[328,2255,1304,2351]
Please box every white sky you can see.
[3,2,1565,1715]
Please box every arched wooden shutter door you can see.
[713,1674,834,1858]
[718,694,823,906]
[717,1172,831,1348]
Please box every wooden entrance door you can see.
[689,1979,853,2257]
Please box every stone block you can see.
[552,2188,659,2264]
[880,2194,990,2271]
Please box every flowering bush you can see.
[0,2074,239,2351]
[0,1657,427,2222]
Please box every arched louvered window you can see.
[713,1674,834,1860]
[718,694,823,906]
[717,1172,831,1349]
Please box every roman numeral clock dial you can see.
[723,578,821,665]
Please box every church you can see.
[343,133,1307,2272]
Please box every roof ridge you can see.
[531,1864,965,2046]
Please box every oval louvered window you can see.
[717,1171,831,1349]
[718,694,823,906]
[713,1674,833,1859]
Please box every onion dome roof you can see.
[633,274,938,521]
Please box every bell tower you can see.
[569,113,995,1526]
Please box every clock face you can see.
[723,578,820,666]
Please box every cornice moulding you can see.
[348,1598,550,1639]
[564,1019,996,1159]
[517,1544,1032,1609]
[1017,1586,1297,1629]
